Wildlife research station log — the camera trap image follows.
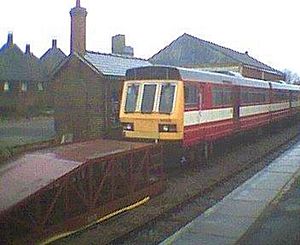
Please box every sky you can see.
[0,0,299,74]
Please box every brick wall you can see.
[241,65,284,81]
[0,81,49,116]
[52,55,109,141]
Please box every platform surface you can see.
[0,139,151,213]
[160,142,300,245]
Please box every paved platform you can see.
[160,142,300,245]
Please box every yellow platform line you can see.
[40,196,150,245]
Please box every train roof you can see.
[126,66,300,91]
[270,81,300,91]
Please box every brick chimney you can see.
[25,44,31,54]
[52,39,57,49]
[70,0,87,55]
[112,34,134,57]
[7,33,13,48]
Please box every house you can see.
[0,33,48,115]
[149,33,284,81]
[40,39,67,78]
[51,0,151,141]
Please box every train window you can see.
[159,84,175,113]
[212,88,223,106]
[241,90,249,104]
[241,89,267,104]
[141,84,157,113]
[275,91,289,102]
[125,84,139,112]
[184,84,199,108]
[292,92,299,101]
[212,87,232,106]
[223,87,232,105]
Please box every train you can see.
[119,66,300,161]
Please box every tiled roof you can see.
[149,33,282,75]
[0,43,47,82]
[40,46,67,77]
[84,51,152,77]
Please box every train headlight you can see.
[159,124,177,132]
[123,123,134,131]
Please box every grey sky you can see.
[0,0,299,73]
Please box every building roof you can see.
[40,41,67,77]
[0,42,46,82]
[83,51,152,77]
[149,33,282,76]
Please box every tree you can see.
[283,69,300,84]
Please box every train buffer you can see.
[0,139,165,244]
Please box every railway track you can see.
[53,120,300,245]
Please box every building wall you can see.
[52,56,111,141]
[263,71,284,81]
[241,65,284,81]
[0,80,49,116]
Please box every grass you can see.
[294,175,300,187]
[0,144,13,160]
[0,116,56,164]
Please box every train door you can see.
[198,85,202,114]
[232,86,240,131]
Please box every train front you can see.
[119,66,184,141]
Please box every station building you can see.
[51,0,151,141]
[149,33,284,81]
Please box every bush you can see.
[0,145,13,162]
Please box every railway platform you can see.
[160,141,300,245]
[0,139,164,244]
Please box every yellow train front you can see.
[120,66,300,146]
[120,66,184,141]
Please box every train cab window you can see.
[141,84,157,113]
[159,84,176,113]
[184,84,199,108]
[125,84,139,112]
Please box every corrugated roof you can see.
[84,51,152,77]
[149,33,283,76]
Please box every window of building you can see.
[4,82,10,92]
[37,82,44,91]
[184,84,199,108]
[21,81,28,92]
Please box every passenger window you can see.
[212,87,232,106]
[184,84,199,108]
